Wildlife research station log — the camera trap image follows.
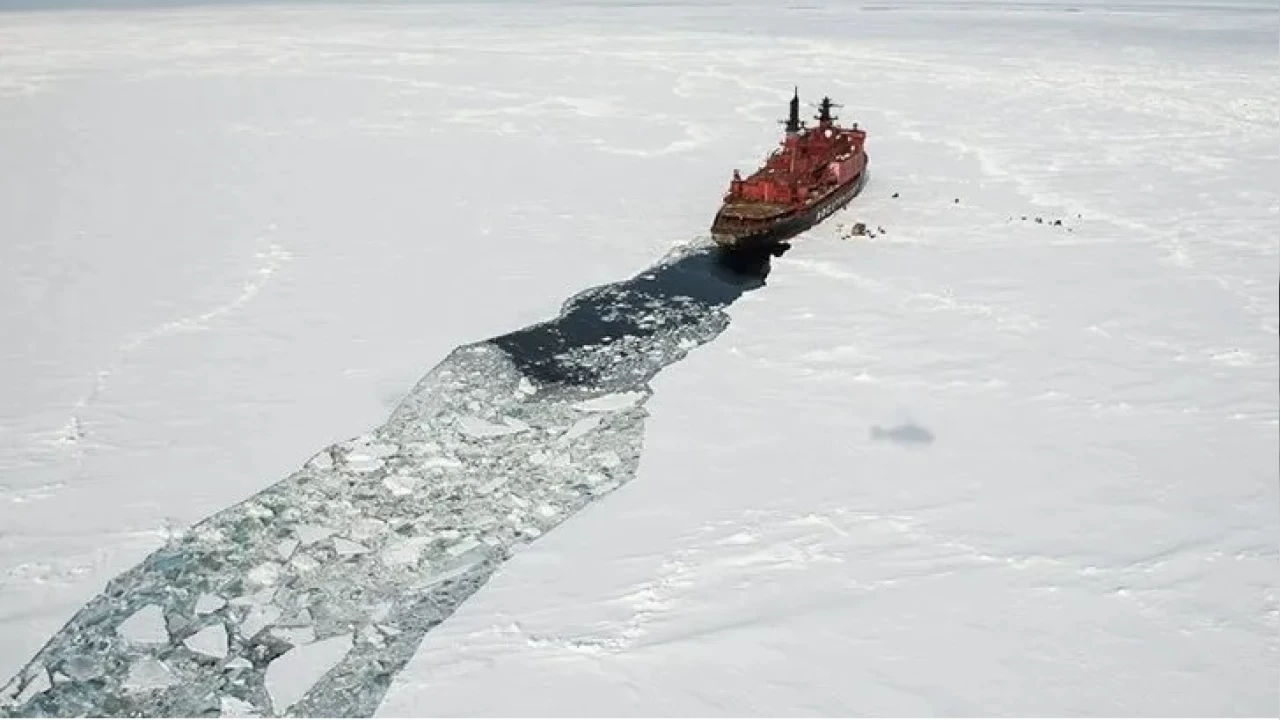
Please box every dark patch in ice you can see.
[493,244,776,389]
[870,423,935,445]
[0,241,777,718]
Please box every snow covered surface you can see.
[1,0,1277,716]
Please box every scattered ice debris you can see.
[840,221,885,240]
[183,624,229,659]
[1011,213,1078,231]
[0,244,762,717]
[118,605,169,645]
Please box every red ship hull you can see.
[711,90,868,250]
[711,164,867,250]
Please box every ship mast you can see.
[816,95,840,126]
[784,86,801,134]
[784,86,800,175]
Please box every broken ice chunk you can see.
[421,456,463,470]
[195,593,227,615]
[276,538,299,559]
[457,416,528,438]
[476,476,508,494]
[380,537,431,567]
[10,667,50,705]
[356,624,385,648]
[295,525,336,546]
[118,604,169,645]
[416,551,487,590]
[572,391,645,412]
[559,415,602,442]
[279,608,313,627]
[445,537,481,557]
[271,625,316,646]
[291,551,321,574]
[124,657,176,693]
[305,450,333,471]
[362,441,398,457]
[60,654,103,681]
[348,518,386,542]
[239,605,282,640]
[332,537,368,557]
[369,601,393,623]
[247,562,283,587]
[224,658,253,671]
[343,452,384,474]
[184,624,229,659]
[382,474,421,496]
[220,696,260,717]
[264,634,353,714]
[592,450,622,469]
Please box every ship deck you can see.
[717,202,792,220]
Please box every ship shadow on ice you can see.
[870,423,935,446]
[492,242,786,389]
[0,239,782,719]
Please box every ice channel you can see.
[0,240,779,718]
